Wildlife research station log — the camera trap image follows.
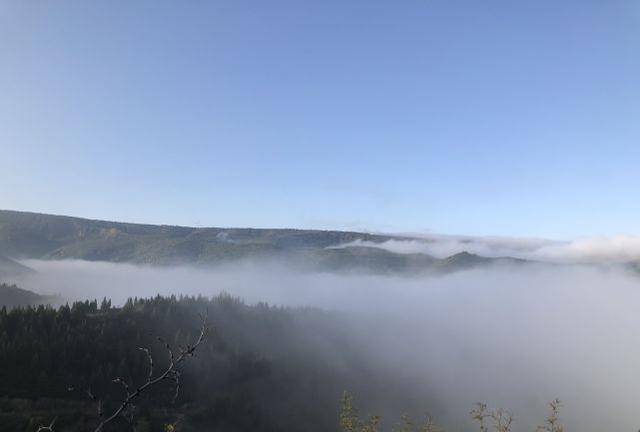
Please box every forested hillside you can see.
[0,210,391,262]
[0,210,530,275]
[0,293,425,432]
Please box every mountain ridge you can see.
[0,209,532,275]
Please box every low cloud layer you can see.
[16,259,640,431]
[337,234,640,264]
[531,235,640,263]
[334,236,557,259]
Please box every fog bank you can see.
[340,234,640,264]
[18,259,640,431]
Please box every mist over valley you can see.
[3,2,639,429]
[2,211,640,430]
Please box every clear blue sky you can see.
[1,1,639,238]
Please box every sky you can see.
[1,0,639,239]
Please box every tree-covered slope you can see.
[0,210,397,264]
[0,294,434,432]
[0,210,532,275]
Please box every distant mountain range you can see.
[0,209,534,276]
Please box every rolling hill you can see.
[0,283,57,308]
[0,210,530,275]
[0,255,35,281]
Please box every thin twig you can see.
[93,311,208,432]
[40,311,208,432]
[36,417,57,432]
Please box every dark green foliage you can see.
[0,294,378,432]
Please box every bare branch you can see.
[36,417,56,432]
[35,311,209,432]
[93,311,209,432]
[68,386,103,419]
[138,347,153,382]
[112,377,131,398]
